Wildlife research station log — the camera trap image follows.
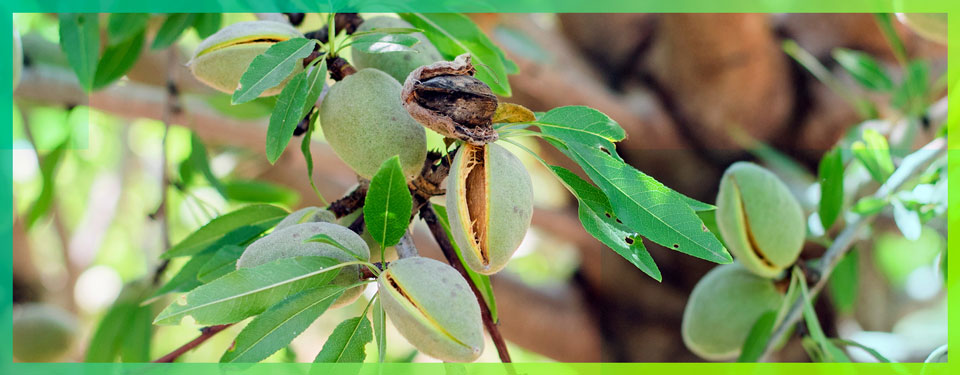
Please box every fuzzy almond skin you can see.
[715,162,805,278]
[274,206,337,231]
[681,263,783,361]
[350,16,444,83]
[237,222,370,308]
[446,143,534,275]
[320,68,427,179]
[378,257,484,362]
[12,303,78,362]
[188,20,304,96]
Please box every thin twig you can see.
[420,204,512,363]
[760,137,947,360]
[152,324,232,363]
[150,49,182,284]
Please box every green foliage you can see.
[832,48,893,91]
[299,109,325,202]
[197,245,246,283]
[152,13,196,50]
[817,147,844,230]
[399,13,514,96]
[154,256,342,325]
[222,180,299,206]
[221,286,345,363]
[314,316,374,363]
[827,250,859,314]
[737,310,777,362]
[106,13,149,45]
[161,204,287,259]
[364,156,414,249]
[58,13,99,91]
[86,281,153,362]
[852,129,894,183]
[93,30,144,90]
[232,38,316,104]
[373,298,387,362]
[432,204,498,321]
[25,137,68,229]
[267,72,310,164]
[345,32,420,53]
[185,132,226,197]
[192,13,222,39]
[796,269,850,362]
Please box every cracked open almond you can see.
[377,257,484,362]
[188,20,304,96]
[715,162,805,278]
[446,143,533,275]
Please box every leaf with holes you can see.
[58,13,99,91]
[364,156,413,248]
[232,38,316,104]
[154,256,341,325]
[161,204,287,259]
[314,316,373,363]
[221,286,345,363]
[398,13,513,96]
[550,165,661,281]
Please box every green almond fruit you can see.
[320,68,427,180]
[682,263,784,361]
[237,222,370,308]
[350,16,444,83]
[188,20,304,96]
[446,142,534,275]
[716,162,805,278]
[378,256,484,362]
[274,206,336,231]
[12,303,78,362]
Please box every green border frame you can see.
[2,1,955,374]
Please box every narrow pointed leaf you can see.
[818,147,844,230]
[232,38,315,104]
[197,245,246,283]
[266,71,309,164]
[221,286,345,362]
[188,132,226,197]
[154,256,341,325]
[58,13,99,91]
[192,13,222,39]
[348,33,420,53]
[301,61,327,117]
[737,310,777,362]
[151,13,196,50]
[832,48,894,91]
[93,30,145,90]
[25,138,68,229]
[162,204,287,259]
[106,13,149,45]
[373,298,386,362]
[300,110,324,199]
[314,316,373,363]
[364,156,413,248]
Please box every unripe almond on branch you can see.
[274,206,336,231]
[320,68,427,180]
[188,21,304,96]
[715,162,805,278]
[682,263,784,361]
[351,16,444,83]
[237,222,370,308]
[446,142,533,275]
[402,54,499,145]
[378,257,484,362]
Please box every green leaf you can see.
[347,33,420,53]
[737,310,777,362]
[106,13,149,45]
[796,268,850,363]
[154,256,342,325]
[314,316,373,363]
[25,138,69,229]
[197,245,246,283]
[832,48,894,91]
[151,13,196,50]
[153,248,217,297]
[221,286,345,363]
[192,13,222,39]
[830,339,891,363]
[827,250,858,314]
[301,61,328,119]
[188,132,226,197]
[891,198,921,241]
[223,179,299,206]
[161,204,287,259]
[364,156,413,248]
[817,148,844,230]
[93,30,145,90]
[550,165,661,281]
[558,141,730,264]
[432,205,498,322]
[852,129,894,183]
[232,38,316,104]
[398,13,513,96]
[300,109,324,199]
[58,13,100,91]
[852,196,887,215]
[266,71,309,164]
[86,281,153,362]
[536,106,626,159]
[373,297,386,362]
[892,61,930,117]
[306,234,366,261]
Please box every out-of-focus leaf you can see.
[398,13,513,96]
[59,13,100,91]
[852,196,887,215]
[192,13,222,39]
[221,286,344,363]
[106,13,149,45]
[25,138,69,229]
[828,250,859,314]
[892,61,930,117]
[830,339,891,363]
[818,147,844,230]
[223,179,299,206]
[151,13,196,50]
[154,256,341,325]
[738,310,777,362]
[85,281,153,362]
[852,129,894,183]
[313,316,373,363]
[93,30,144,90]
[232,38,315,104]
[161,204,287,259]
[891,198,921,241]
[832,48,894,91]
[364,156,413,248]
[797,268,851,362]
[187,132,226,197]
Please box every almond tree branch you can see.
[760,137,946,360]
[152,324,232,363]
